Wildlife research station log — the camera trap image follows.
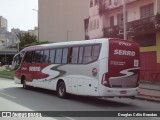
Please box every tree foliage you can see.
[16,32,51,50]
[31,41,50,46]
[16,32,37,50]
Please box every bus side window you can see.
[40,50,44,63]
[24,51,33,63]
[78,47,84,64]
[50,49,55,63]
[92,45,100,61]
[55,49,63,64]
[34,51,41,63]
[83,46,92,64]
[70,47,79,64]
[43,49,50,63]
[62,48,68,64]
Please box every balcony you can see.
[103,14,160,38]
[99,0,138,14]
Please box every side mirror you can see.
[12,61,19,70]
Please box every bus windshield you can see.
[13,51,25,70]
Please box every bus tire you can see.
[23,79,28,89]
[57,81,67,98]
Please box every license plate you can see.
[120,90,127,94]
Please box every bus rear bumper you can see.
[99,87,139,97]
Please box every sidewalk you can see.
[136,81,160,102]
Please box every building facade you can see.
[38,0,89,42]
[0,17,19,65]
[0,16,7,31]
[0,30,18,65]
[85,0,160,82]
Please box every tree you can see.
[31,41,50,46]
[16,32,37,50]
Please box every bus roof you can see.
[21,38,133,52]
[21,38,102,52]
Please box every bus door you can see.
[29,50,49,87]
[22,51,35,82]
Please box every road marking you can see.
[64,117,76,120]
[60,115,76,120]
[0,92,16,99]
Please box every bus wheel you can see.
[23,79,27,89]
[57,82,66,98]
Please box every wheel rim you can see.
[59,85,65,96]
[58,82,66,97]
[23,80,26,88]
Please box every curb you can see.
[136,94,160,102]
[0,76,14,80]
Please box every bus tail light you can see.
[101,73,111,87]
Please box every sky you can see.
[0,0,38,31]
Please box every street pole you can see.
[123,0,127,40]
[155,0,158,14]
[5,50,6,65]
[32,9,39,41]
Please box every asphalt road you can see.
[0,78,160,120]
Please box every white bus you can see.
[14,38,140,98]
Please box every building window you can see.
[117,12,127,25]
[89,19,99,30]
[109,0,112,5]
[117,13,123,25]
[90,0,93,7]
[94,0,98,5]
[140,3,154,18]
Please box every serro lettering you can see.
[29,67,41,71]
[114,49,135,56]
